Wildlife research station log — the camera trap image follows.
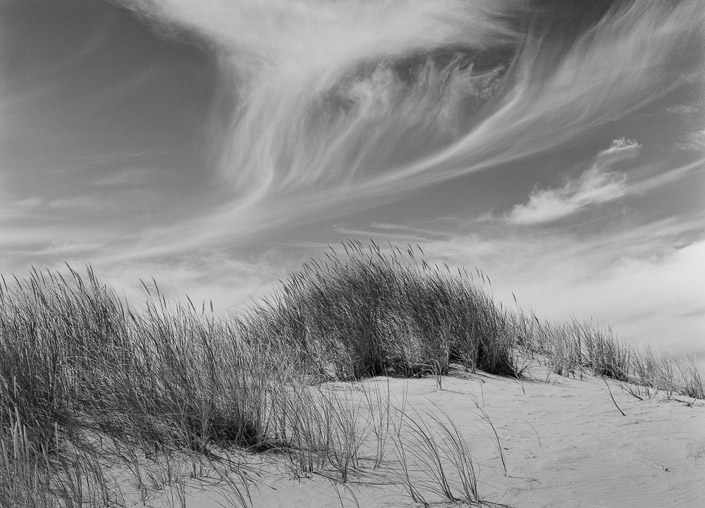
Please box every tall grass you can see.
[243,240,517,380]
[1,240,702,506]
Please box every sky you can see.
[1,0,703,356]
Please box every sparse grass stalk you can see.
[391,407,482,505]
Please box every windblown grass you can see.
[1,241,702,506]
[242,240,516,380]
[391,406,481,505]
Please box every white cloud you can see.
[595,137,641,162]
[507,139,638,225]
[507,190,586,225]
[102,0,704,257]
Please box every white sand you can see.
[132,365,705,508]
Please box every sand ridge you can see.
[128,365,705,508]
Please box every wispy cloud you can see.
[47,197,107,210]
[108,0,704,257]
[506,169,625,225]
[506,138,638,225]
[93,166,158,187]
[680,129,705,151]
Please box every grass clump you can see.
[0,267,283,507]
[243,240,517,380]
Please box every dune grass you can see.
[241,240,516,380]
[1,241,702,506]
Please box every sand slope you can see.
[139,365,705,508]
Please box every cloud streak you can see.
[109,0,703,257]
[507,138,638,224]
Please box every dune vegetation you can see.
[1,240,702,507]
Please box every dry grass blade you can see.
[603,378,626,417]
[391,406,485,505]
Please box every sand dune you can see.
[141,363,704,508]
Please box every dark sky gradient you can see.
[1,0,703,355]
